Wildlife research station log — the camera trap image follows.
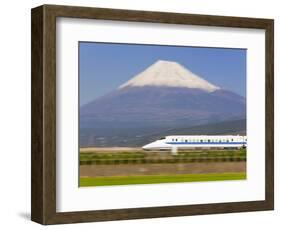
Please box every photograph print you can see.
[79,42,247,187]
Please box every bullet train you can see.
[142,135,247,153]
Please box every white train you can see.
[142,135,247,153]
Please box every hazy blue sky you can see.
[79,42,246,105]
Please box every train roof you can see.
[165,135,246,138]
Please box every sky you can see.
[79,42,246,105]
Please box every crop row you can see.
[80,156,246,165]
[80,150,246,161]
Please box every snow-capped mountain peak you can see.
[118,60,220,92]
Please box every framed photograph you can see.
[31,4,274,225]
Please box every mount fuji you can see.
[80,60,246,147]
[118,60,220,92]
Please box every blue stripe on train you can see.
[165,142,246,145]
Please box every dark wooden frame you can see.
[31,4,274,225]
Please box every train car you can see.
[142,135,247,154]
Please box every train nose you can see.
[142,143,154,150]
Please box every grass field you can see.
[80,172,246,187]
[80,149,246,165]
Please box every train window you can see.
[185,140,187,142]
[231,138,234,142]
[175,139,178,141]
[227,140,229,142]
[208,139,210,142]
[200,139,203,142]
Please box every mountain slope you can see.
[81,87,245,127]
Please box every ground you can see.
[79,147,246,186]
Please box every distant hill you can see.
[80,119,246,147]
[147,118,247,141]
[80,60,246,147]
[124,118,246,147]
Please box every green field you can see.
[80,149,246,165]
[80,172,246,187]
